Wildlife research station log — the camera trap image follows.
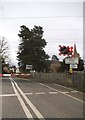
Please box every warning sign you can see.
[70,64,77,69]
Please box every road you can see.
[0,76,84,119]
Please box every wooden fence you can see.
[31,71,85,92]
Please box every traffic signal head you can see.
[59,45,73,56]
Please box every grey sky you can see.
[0,1,83,66]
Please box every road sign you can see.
[70,63,77,69]
[26,65,32,70]
[65,57,79,64]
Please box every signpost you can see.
[65,57,79,73]
[65,57,79,64]
[26,65,32,70]
[70,63,77,69]
[59,44,80,73]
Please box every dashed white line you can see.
[40,83,84,103]
[25,93,33,95]
[25,92,58,95]
[49,92,58,94]
[0,94,16,97]
[54,83,84,94]
[36,92,45,95]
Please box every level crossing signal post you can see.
[59,45,73,56]
[59,45,78,74]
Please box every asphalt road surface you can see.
[0,76,84,119]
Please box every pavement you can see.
[0,76,84,119]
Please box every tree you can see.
[74,58,84,71]
[17,25,49,72]
[0,36,10,73]
[50,55,60,72]
[51,55,59,61]
[57,58,69,72]
[0,36,9,63]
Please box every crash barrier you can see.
[31,72,84,92]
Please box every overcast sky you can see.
[0,0,84,66]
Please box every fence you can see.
[31,72,72,87]
[31,71,85,92]
[72,71,84,92]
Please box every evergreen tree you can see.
[74,58,84,71]
[17,25,49,72]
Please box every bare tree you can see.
[0,36,10,63]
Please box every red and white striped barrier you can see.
[0,74,11,77]
[0,73,31,78]
[3,74,11,77]
[0,74,3,77]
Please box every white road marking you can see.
[61,92,69,94]
[11,80,33,118]
[54,83,84,94]
[25,92,59,95]
[70,90,78,93]
[40,83,59,92]
[25,93,33,95]
[49,92,58,94]
[40,83,84,103]
[36,92,45,95]
[11,78,45,119]
[53,83,74,91]
[0,94,16,97]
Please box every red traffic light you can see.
[59,45,73,56]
